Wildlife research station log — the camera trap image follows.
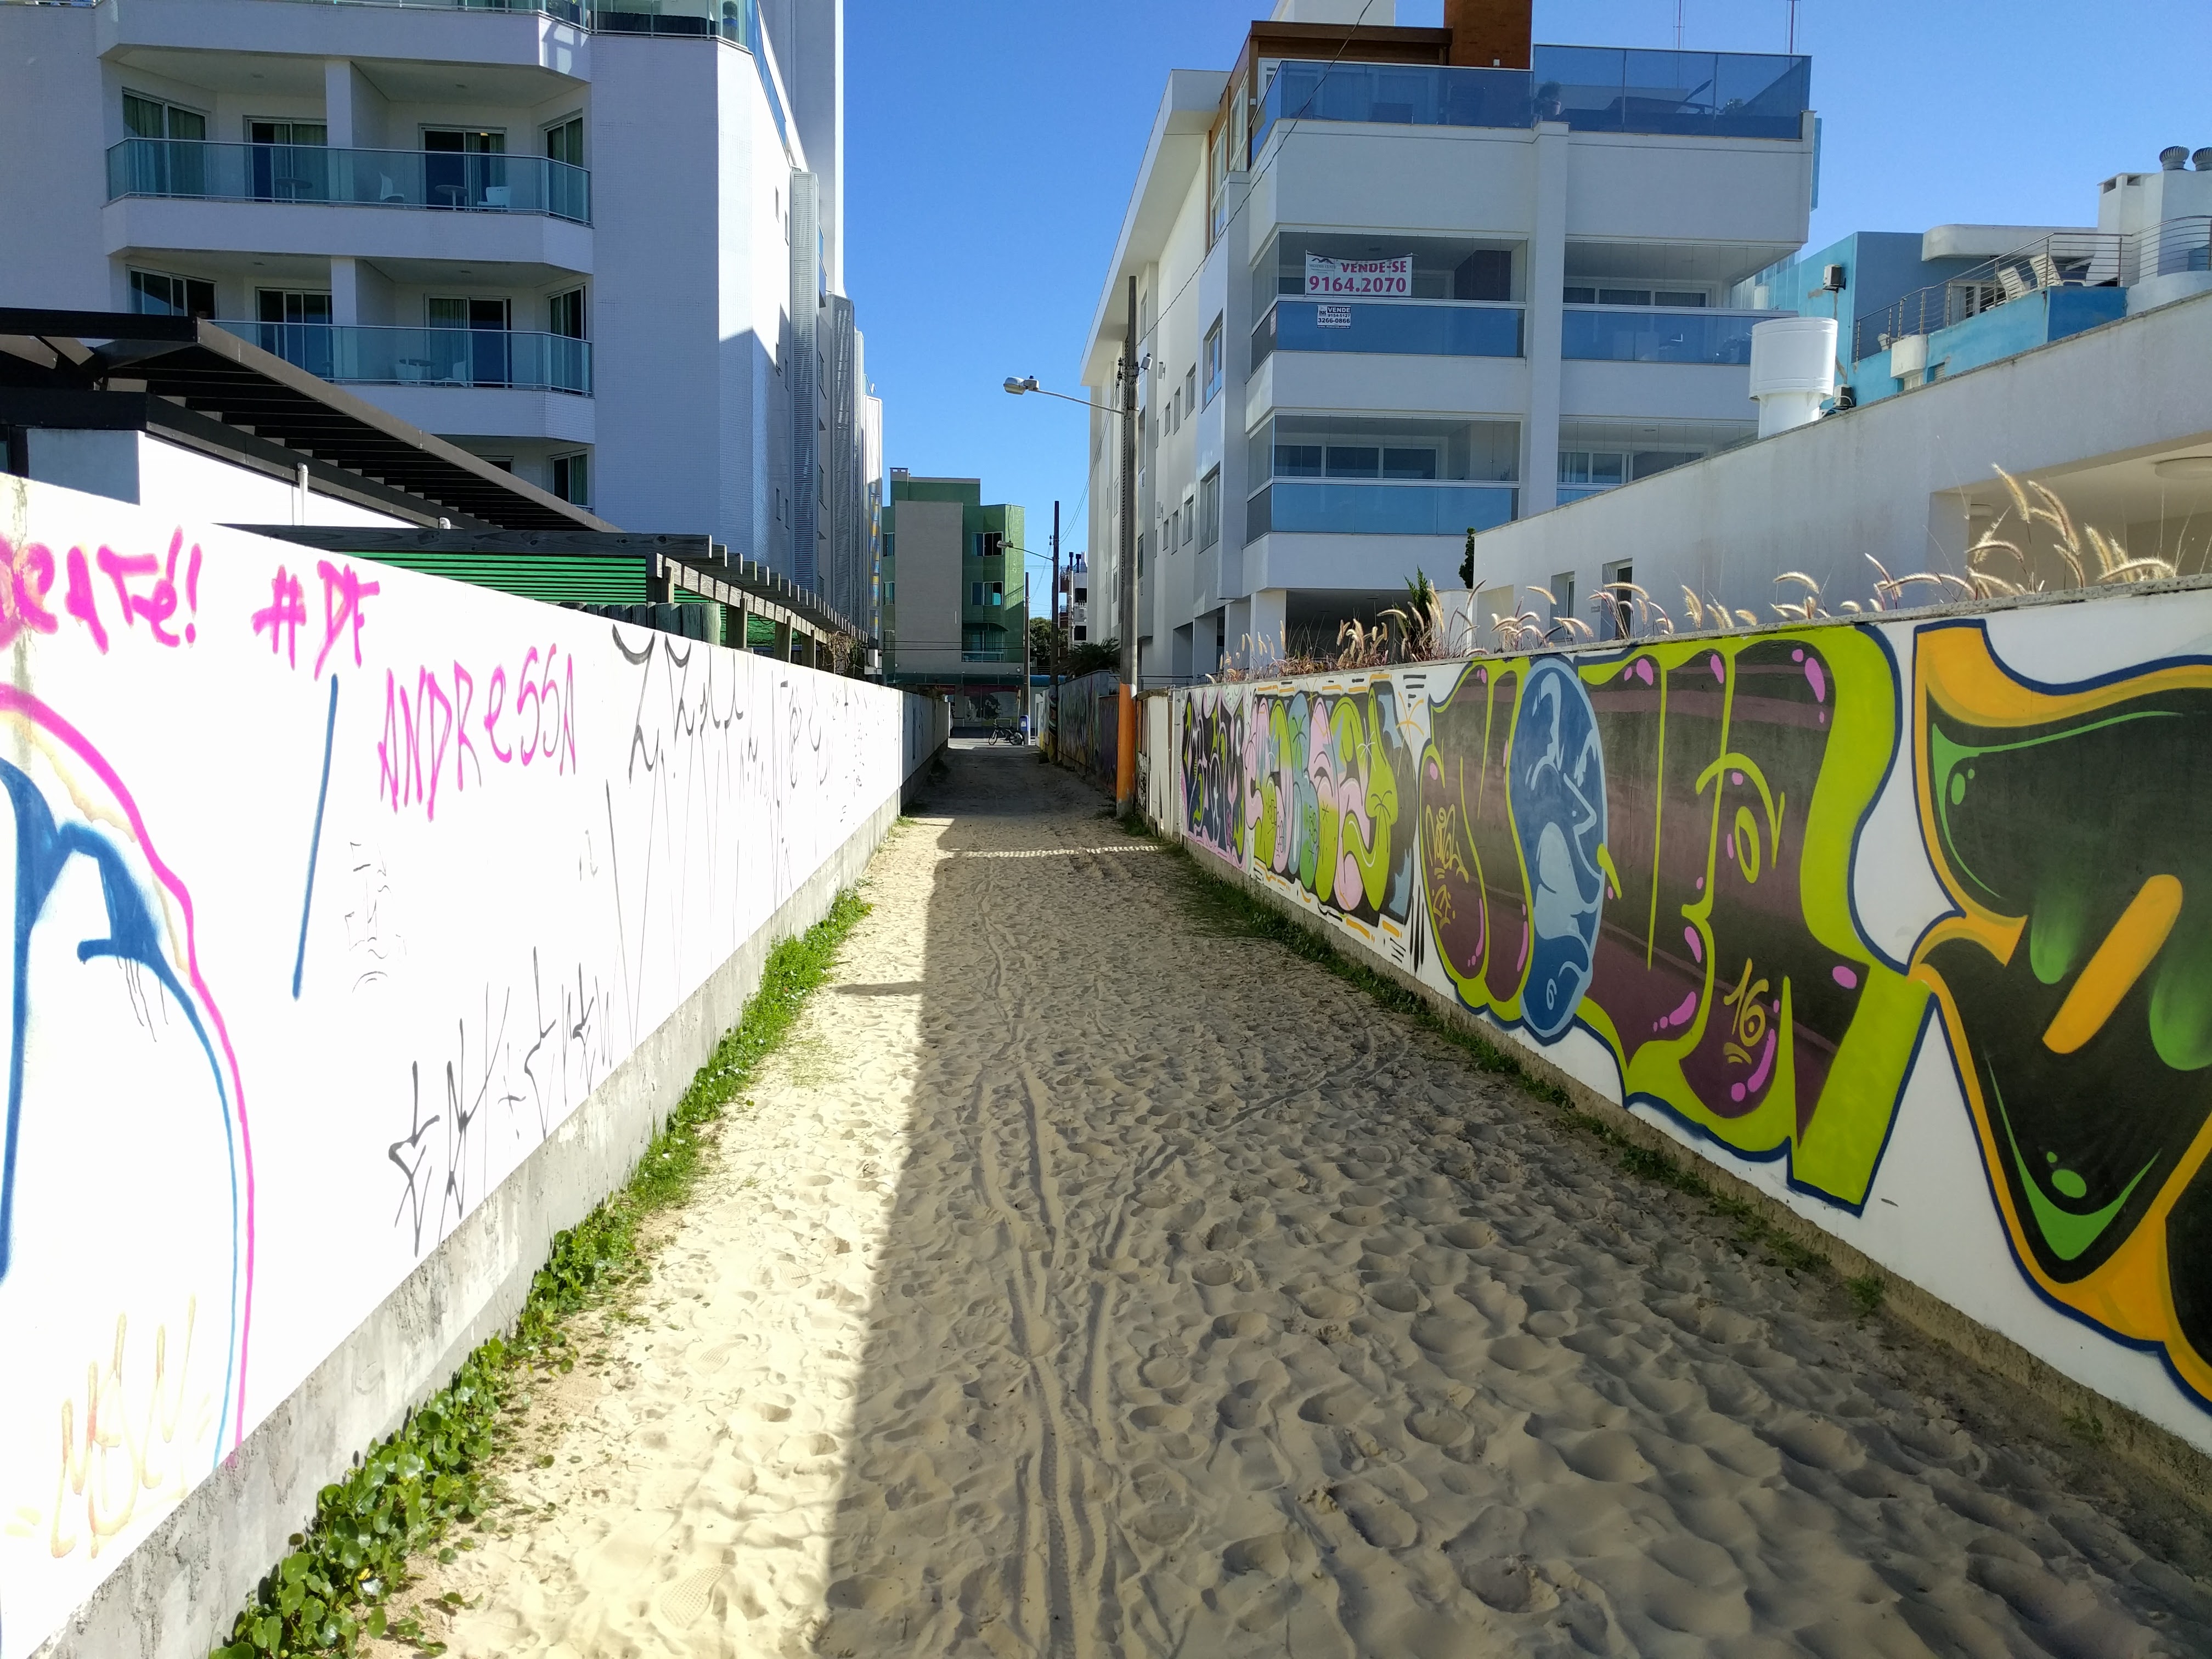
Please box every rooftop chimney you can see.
[1445,0,1533,70]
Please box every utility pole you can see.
[1049,499,1061,758]
[1116,274,1139,814]
[1019,522,1030,740]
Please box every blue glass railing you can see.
[1533,47,1809,138]
[1561,307,1765,365]
[216,323,592,394]
[1252,46,1809,161]
[1246,482,1517,539]
[108,139,590,222]
[1251,300,1523,369]
[1556,484,1612,505]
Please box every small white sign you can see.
[1305,253,1412,297]
[1316,304,1353,329]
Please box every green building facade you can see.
[883,472,1028,729]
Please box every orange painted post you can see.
[1116,682,1137,811]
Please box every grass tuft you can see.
[1846,1273,1887,1318]
[212,890,869,1659]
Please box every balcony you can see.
[1251,46,1810,161]
[1251,300,1523,369]
[1561,306,1766,365]
[106,140,590,223]
[1853,223,2211,360]
[1246,482,1518,538]
[216,322,591,394]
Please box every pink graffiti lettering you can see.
[517,648,540,765]
[312,560,380,679]
[0,535,60,648]
[63,548,108,653]
[95,530,197,647]
[483,667,511,764]
[250,567,308,669]
[379,646,576,821]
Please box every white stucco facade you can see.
[1081,29,1815,679]
[0,0,879,622]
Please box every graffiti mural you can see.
[1052,669,1119,792]
[1909,622,2212,1406]
[1247,676,1418,940]
[1170,601,2212,1449]
[1178,686,1246,868]
[0,484,936,1659]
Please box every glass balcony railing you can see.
[1532,47,1810,138]
[215,323,592,394]
[1252,46,1809,161]
[1246,482,1518,539]
[106,140,591,223]
[1251,300,1523,369]
[1561,307,1765,365]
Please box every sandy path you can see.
[391,745,2211,1658]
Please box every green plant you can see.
[2064,1406,2108,1447]
[213,891,870,1658]
[1846,1273,1886,1318]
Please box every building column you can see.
[1522,119,1570,517]
[329,256,359,328]
[1249,588,1287,670]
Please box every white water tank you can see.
[1748,317,1838,437]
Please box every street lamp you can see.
[1002,359,1139,810]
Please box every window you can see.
[1550,573,1576,628]
[1601,559,1634,639]
[1565,285,1708,309]
[989,582,1004,607]
[1199,469,1221,550]
[128,268,214,319]
[1204,319,1223,404]
[123,93,205,142]
[429,297,512,385]
[1276,444,1323,478]
[423,128,505,212]
[1559,451,1628,487]
[972,581,984,607]
[884,580,895,602]
[1074,584,1087,603]
[550,452,590,506]
[548,287,586,338]
[254,289,332,374]
[544,116,584,167]
[1383,447,1437,480]
[258,289,329,324]
[1166,509,1180,550]
[973,530,1003,559]
[1325,445,1380,478]
[1181,497,1195,547]
[484,458,515,472]
[1184,364,1197,418]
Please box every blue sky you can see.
[844,1,2212,585]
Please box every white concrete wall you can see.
[0,475,936,1659]
[1466,291,2212,625]
[24,432,408,529]
[0,0,834,563]
[1153,585,2212,1458]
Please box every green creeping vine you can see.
[213,889,871,1658]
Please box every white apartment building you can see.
[1080,0,1814,678]
[0,0,881,626]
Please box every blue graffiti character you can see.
[1510,658,1606,1040]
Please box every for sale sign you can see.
[1305,254,1412,296]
